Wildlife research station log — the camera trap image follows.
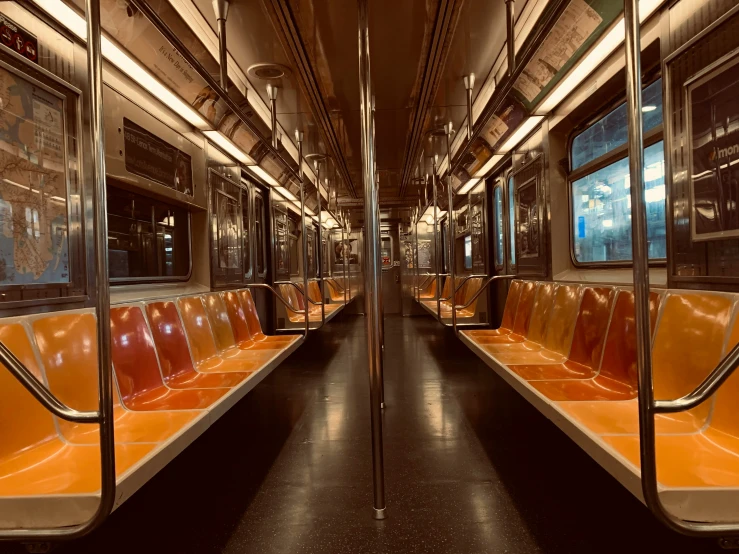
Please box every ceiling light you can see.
[203,131,255,165]
[275,187,297,201]
[499,117,544,153]
[291,200,314,216]
[249,165,280,187]
[473,155,505,179]
[33,0,211,131]
[536,0,665,114]
[457,178,481,195]
[642,105,656,112]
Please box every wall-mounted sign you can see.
[0,14,38,64]
[123,118,193,196]
[687,50,739,242]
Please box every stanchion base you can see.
[373,507,387,520]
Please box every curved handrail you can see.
[439,274,487,301]
[453,275,516,311]
[0,342,99,423]
[274,280,324,306]
[246,283,308,315]
[417,274,436,291]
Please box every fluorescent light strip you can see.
[498,116,544,153]
[33,0,211,131]
[457,178,481,195]
[249,165,280,187]
[537,0,664,114]
[203,131,255,165]
[276,187,297,202]
[473,154,505,179]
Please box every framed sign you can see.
[687,48,739,242]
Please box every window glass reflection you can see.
[494,185,504,268]
[508,176,516,266]
[572,79,663,170]
[572,141,666,263]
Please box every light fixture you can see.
[642,105,657,112]
[473,154,505,179]
[457,178,481,195]
[291,200,314,216]
[498,116,544,153]
[203,131,255,165]
[536,0,665,114]
[33,0,211,131]
[249,165,280,187]
[274,187,296,201]
[602,219,613,228]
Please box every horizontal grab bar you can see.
[274,281,324,306]
[439,274,488,301]
[0,340,99,423]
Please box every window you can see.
[493,184,504,269]
[464,235,472,270]
[508,176,516,267]
[255,192,267,276]
[381,235,392,267]
[570,78,665,265]
[242,186,252,279]
[572,79,663,170]
[107,185,190,281]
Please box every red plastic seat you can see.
[530,290,661,401]
[145,301,250,388]
[110,306,230,411]
[222,291,287,350]
[507,286,616,380]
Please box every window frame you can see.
[107,183,193,285]
[567,76,666,269]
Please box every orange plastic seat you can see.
[222,291,289,351]
[326,279,345,301]
[418,277,437,299]
[308,281,341,316]
[110,306,230,411]
[177,296,265,373]
[33,312,203,443]
[280,284,322,323]
[561,291,735,435]
[237,289,298,344]
[487,284,582,367]
[145,301,250,388]
[203,293,282,360]
[508,286,615,380]
[439,277,484,319]
[421,276,454,313]
[601,310,739,488]
[464,279,523,338]
[0,322,153,497]
[531,290,661,401]
[471,281,537,346]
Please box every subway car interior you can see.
[0,0,738,552]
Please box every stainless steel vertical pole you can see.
[86,0,117,527]
[506,0,516,77]
[213,0,230,90]
[296,131,310,337]
[268,85,279,150]
[358,0,386,520]
[624,0,659,520]
[315,163,325,325]
[342,220,348,306]
[444,122,457,333]
[432,159,441,318]
[464,74,475,140]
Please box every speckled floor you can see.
[11,314,715,553]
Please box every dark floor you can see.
[11,314,718,553]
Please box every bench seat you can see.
[460,278,739,522]
[0,286,302,529]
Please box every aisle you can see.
[43,315,708,553]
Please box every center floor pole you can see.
[357,0,386,520]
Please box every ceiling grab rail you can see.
[126,0,305,185]
[437,275,516,332]
[0,0,116,541]
[624,0,739,540]
[447,0,569,180]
